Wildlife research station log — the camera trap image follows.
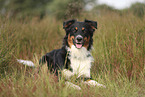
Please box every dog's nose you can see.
[77,37,83,42]
[76,35,83,42]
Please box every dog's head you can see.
[63,19,97,50]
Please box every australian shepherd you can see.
[39,19,105,89]
[18,19,106,90]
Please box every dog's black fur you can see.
[39,19,97,77]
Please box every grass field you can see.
[0,11,145,97]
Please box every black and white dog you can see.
[18,19,106,90]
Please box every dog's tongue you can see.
[76,44,82,48]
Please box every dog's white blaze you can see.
[67,45,94,78]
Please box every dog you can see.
[17,19,105,90]
[38,19,106,90]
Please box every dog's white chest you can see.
[67,45,94,78]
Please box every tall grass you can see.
[0,12,145,97]
[92,13,145,78]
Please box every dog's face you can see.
[63,19,97,49]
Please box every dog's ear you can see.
[63,19,76,29]
[84,19,97,29]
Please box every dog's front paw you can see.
[82,80,106,88]
[65,81,81,90]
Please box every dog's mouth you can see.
[75,43,83,49]
[73,35,84,49]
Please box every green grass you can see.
[0,12,145,97]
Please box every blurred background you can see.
[0,0,145,20]
[0,0,145,96]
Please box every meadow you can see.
[0,11,145,97]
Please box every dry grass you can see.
[0,12,145,97]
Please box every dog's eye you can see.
[73,27,78,33]
[73,29,77,33]
[82,27,86,33]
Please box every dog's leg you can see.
[82,80,106,88]
[62,69,74,80]
[65,81,81,90]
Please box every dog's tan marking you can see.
[75,27,78,30]
[86,79,91,82]
[87,23,96,30]
[83,36,90,49]
[68,34,74,48]
[91,26,96,30]
[65,23,72,28]
[82,27,85,31]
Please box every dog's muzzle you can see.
[74,35,84,49]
